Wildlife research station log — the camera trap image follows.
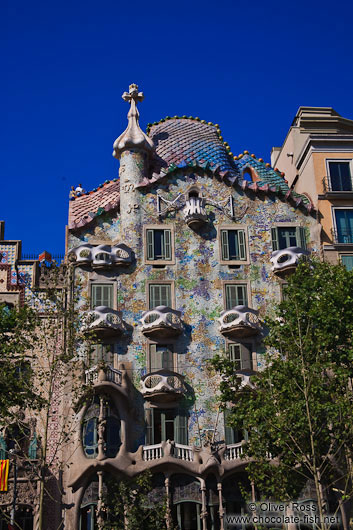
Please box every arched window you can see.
[80,475,99,530]
[188,187,201,200]
[82,396,121,459]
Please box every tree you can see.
[210,260,353,530]
[101,470,170,530]
[0,263,93,530]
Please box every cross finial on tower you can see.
[122,83,144,104]
[113,83,154,159]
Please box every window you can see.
[145,408,188,445]
[146,228,172,261]
[224,284,248,310]
[271,226,306,250]
[328,161,352,191]
[228,343,252,371]
[224,410,248,445]
[334,209,353,244]
[82,396,121,459]
[220,229,247,262]
[341,255,353,271]
[149,283,172,309]
[91,284,113,309]
[149,344,174,372]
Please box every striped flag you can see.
[0,459,9,492]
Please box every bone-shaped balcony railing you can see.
[69,243,132,267]
[140,306,182,337]
[270,246,310,273]
[85,365,122,386]
[83,306,125,336]
[218,305,261,338]
[182,197,208,227]
[223,442,244,461]
[141,370,187,400]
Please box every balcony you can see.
[83,306,125,338]
[140,306,183,338]
[223,442,244,461]
[182,197,208,228]
[270,247,310,276]
[85,364,122,386]
[141,370,187,403]
[69,243,132,267]
[219,305,261,339]
[331,228,353,245]
[322,176,353,198]
[142,442,194,462]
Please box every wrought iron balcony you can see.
[141,370,187,402]
[69,243,132,267]
[270,246,310,275]
[218,305,261,339]
[83,306,125,338]
[140,306,183,338]
[323,176,353,193]
[85,364,122,386]
[331,228,353,245]
[182,197,208,228]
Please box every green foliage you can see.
[0,304,41,420]
[210,260,353,522]
[102,471,169,530]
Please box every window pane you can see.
[329,162,352,191]
[154,230,164,259]
[149,284,171,308]
[278,228,297,249]
[335,210,353,243]
[228,231,239,260]
[225,285,248,310]
[341,255,353,271]
[91,284,113,308]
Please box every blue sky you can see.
[2,0,353,255]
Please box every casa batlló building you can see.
[1,84,323,530]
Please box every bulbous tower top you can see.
[112,83,154,159]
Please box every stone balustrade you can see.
[143,443,164,461]
[172,443,194,461]
[140,306,183,338]
[270,246,310,275]
[141,370,187,402]
[83,306,125,338]
[218,305,261,338]
[223,442,244,461]
[182,197,208,228]
[69,243,132,267]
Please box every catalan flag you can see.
[0,459,9,492]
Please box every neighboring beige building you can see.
[271,107,353,270]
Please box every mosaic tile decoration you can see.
[0,243,17,265]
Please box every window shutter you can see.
[225,285,235,310]
[297,227,307,249]
[164,230,172,260]
[221,230,229,260]
[145,409,154,445]
[271,228,279,251]
[147,229,154,260]
[241,343,252,371]
[224,411,235,445]
[175,410,188,445]
[91,284,99,308]
[162,346,174,371]
[0,435,6,459]
[149,285,157,309]
[102,285,112,307]
[228,343,241,370]
[238,230,246,260]
[237,285,248,306]
[161,284,171,307]
[149,344,159,372]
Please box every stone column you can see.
[199,478,208,530]
[217,482,224,530]
[165,476,172,529]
